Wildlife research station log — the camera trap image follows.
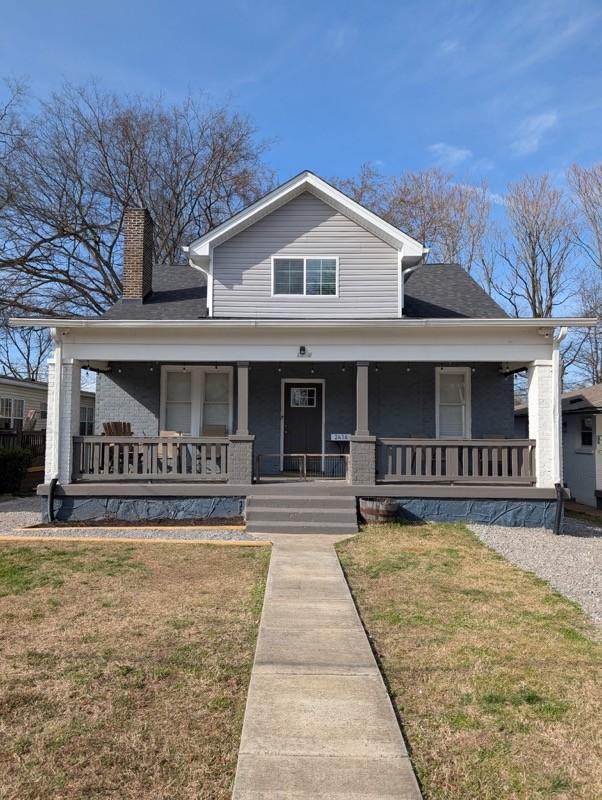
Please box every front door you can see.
[283,382,323,456]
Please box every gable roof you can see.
[186,171,427,264]
[403,264,508,319]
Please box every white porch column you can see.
[45,346,81,484]
[528,358,560,489]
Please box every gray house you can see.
[516,384,602,508]
[13,171,593,530]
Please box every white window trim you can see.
[435,367,472,439]
[271,256,339,298]
[0,397,24,429]
[160,365,233,436]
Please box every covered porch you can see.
[53,359,542,490]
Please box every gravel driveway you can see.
[469,517,602,626]
[0,496,255,541]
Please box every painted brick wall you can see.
[95,361,515,447]
[95,363,160,435]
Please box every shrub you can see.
[0,448,33,494]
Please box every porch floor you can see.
[37,482,559,500]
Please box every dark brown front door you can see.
[283,382,323,454]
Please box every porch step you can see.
[246,494,358,535]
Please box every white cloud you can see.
[428,142,473,169]
[511,111,558,156]
[439,39,459,55]
[327,25,355,52]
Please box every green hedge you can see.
[0,448,33,494]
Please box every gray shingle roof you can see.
[101,265,207,320]
[99,261,505,321]
[403,264,507,319]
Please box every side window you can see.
[580,416,593,448]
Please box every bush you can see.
[0,448,33,494]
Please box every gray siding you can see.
[562,412,597,506]
[213,192,399,318]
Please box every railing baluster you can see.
[373,438,536,485]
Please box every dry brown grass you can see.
[338,523,602,800]
[0,540,269,800]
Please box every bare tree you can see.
[484,175,577,317]
[332,165,490,273]
[0,82,273,318]
[0,317,51,380]
[569,162,602,274]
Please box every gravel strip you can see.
[0,496,256,542]
[0,527,257,541]
[469,518,602,625]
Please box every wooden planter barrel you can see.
[359,497,400,524]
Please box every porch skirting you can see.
[41,495,245,524]
[38,483,559,527]
[361,497,557,529]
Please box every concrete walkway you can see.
[233,534,422,799]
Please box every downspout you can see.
[552,326,568,534]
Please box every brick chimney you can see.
[122,208,153,302]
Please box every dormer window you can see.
[272,257,338,296]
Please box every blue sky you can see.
[1,0,601,193]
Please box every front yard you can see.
[338,523,602,800]
[0,540,269,800]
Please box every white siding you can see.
[0,382,48,430]
[212,191,398,318]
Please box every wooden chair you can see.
[102,421,132,436]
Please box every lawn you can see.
[338,523,602,800]
[0,540,269,800]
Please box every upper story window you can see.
[272,257,338,297]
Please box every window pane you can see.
[166,402,191,433]
[0,398,11,418]
[306,258,336,296]
[205,372,229,402]
[203,403,229,426]
[13,399,24,419]
[274,258,304,295]
[166,371,191,402]
[440,373,465,404]
[439,405,464,437]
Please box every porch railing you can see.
[72,436,229,482]
[255,453,349,482]
[0,429,46,458]
[376,438,536,484]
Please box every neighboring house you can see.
[12,171,594,529]
[516,384,602,508]
[0,374,95,433]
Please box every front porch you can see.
[45,358,548,491]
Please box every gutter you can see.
[7,317,598,330]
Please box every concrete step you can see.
[246,520,359,535]
[248,495,357,509]
[247,507,358,523]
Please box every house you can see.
[516,383,602,508]
[0,374,95,458]
[0,374,95,433]
[12,171,595,530]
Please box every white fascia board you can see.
[187,171,426,258]
[9,316,598,330]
